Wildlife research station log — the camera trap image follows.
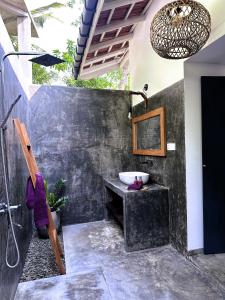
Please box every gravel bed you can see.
[20,230,65,282]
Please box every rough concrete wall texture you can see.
[30,86,135,225]
[133,81,187,253]
[0,48,32,300]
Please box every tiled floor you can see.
[15,221,225,300]
[15,268,111,300]
[189,252,225,294]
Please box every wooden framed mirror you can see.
[132,107,166,156]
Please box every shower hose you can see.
[0,127,20,268]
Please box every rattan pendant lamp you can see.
[150,0,211,59]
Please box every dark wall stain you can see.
[30,86,136,225]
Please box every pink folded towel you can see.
[128,182,143,190]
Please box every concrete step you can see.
[15,267,111,300]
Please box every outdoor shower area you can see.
[0,42,189,299]
[0,55,137,297]
[2,47,225,299]
[2,0,225,298]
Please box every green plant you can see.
[44,179,68,212]
[31,2,65,28]
[52,39,125,89]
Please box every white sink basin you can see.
[119,172,149,185]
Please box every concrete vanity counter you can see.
[104,179,169,252]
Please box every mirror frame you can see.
[132,107,166,156]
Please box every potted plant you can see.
[44,179,68,232]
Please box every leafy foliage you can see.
[53,179,67,200]
[44,179,68,212]
[33,14,63,28]
[17,1,126,89]
[67,0,83,8]
[31,2,65,27]
[31,44,58,84]
[31,2,65,15]
[52,40,124,89]
[66,71,123,89]
[32,64,57,84]
[10,35,18,51]
[9,35,58,84]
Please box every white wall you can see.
[184,62,225,251]
[0,14,30,97]
[130,0,225,105]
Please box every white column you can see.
[17,16,32,84]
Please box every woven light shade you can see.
[150,0,211,59]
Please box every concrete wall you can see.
[130,0,225,105]
[0,24,32,300]
[30,86,135,225]
[184,62,225,251]
[133,81,186,253]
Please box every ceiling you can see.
[75,0,153,80]
[0,0,38,37]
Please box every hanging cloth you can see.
[26,173,49,228]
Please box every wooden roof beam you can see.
[89,33,133,52]
[142,0,153,14]
[80,61,119,80]
[120,51,129,69]
[95,15,146,36]
[85,48,127,65]
[102,0,141,12]
[113,0,136,43]
[97,7,115,55]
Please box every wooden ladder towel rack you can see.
[14,118,65,275]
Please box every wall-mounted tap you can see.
[0,202,8,215]
[0,203,21,215]
[0,203,23,230]
[129,84,150,112]
[12,222,23,230]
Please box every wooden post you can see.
[14,119,65,275]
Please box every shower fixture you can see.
[29,53,65,66]
[129,88,149,113]
[0,51,64,268]
[129,91,148,103]
[128,85,150,119]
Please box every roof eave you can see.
[73,0,101,79]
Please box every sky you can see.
[27,0,83,53]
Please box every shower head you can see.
[29,53,65,67]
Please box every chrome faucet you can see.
[0,203,22,215]
[0,203,23,231]
[0,202,8,214]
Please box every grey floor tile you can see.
[15,268,111,300]
[63,220,125,273]
[62,221,225,300]
[190,252,225,293]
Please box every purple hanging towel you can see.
[26,173,49,229]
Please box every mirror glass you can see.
[137,115,160,149]
[132,107,166,156]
